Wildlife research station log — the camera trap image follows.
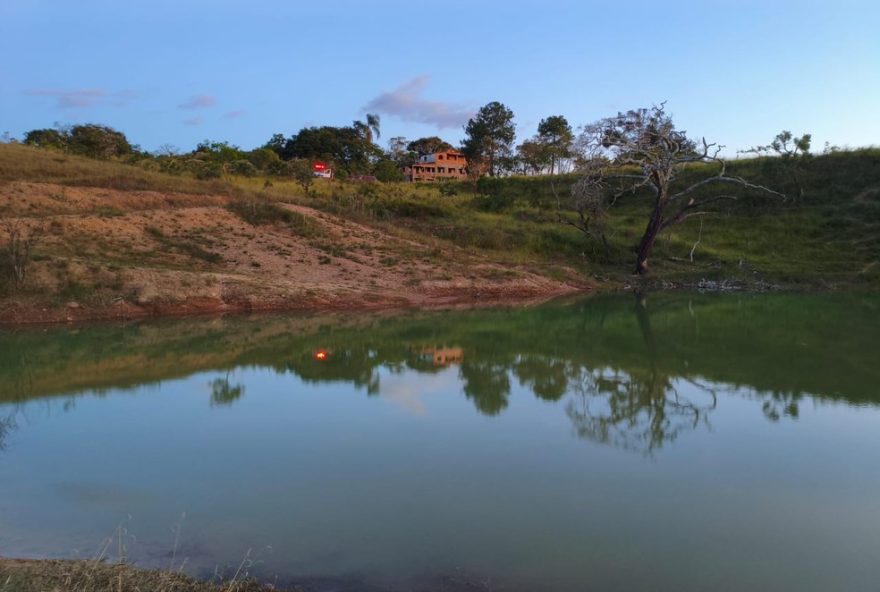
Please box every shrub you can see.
[438,181,459,197]
[229,160,258,177]
[373,159,404,183]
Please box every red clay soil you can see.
[0,182,588,325]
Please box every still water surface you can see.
[1,293,879,591]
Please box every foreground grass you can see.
[0,558,290,592]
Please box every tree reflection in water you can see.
[565,368,717,453]
[0,414,17,451]
[3,292,877,455]
[561,293,717,452]
[209,372,245,407]
[460,360,511,416]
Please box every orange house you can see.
[404,149,468,182]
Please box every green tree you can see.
[536,115,574,174]
[754,130,812,158]
[23,128,67,150]
[246,147,283,172]
[24,124,132,159]
[373,159,404,182]
[67,124,132,159]
[284,126,378,174]
[263,133,287,157]
[194,140,246,163]
[461,102,516,177]
[406,136,453,156]
[743,130,812,199]
[516,139,549,175]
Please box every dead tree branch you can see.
[568,103,784,275]
[2,220,41,289]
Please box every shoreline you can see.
[0,283,587,327]
[3,276,867,328]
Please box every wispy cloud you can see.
[178,94,216,110]
[23,88,138,109]
[223,109,247,119]
[363,76,474,129]
[182,116,203,126]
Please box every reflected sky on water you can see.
[1,293,879,591]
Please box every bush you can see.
[196,162,223,180]
[246,148,282,171]
[23,124,133,159]
[229,160,258,177]
[471,192,513,212]
[68,125,132,159]
[438,181,459,197]
[373,159,404,183]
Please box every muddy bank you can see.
[0,281,584,326]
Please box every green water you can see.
[1,293,879,591]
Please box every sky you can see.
[1,0,878,155]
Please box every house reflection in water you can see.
[418,346,464,366]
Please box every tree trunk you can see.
[634,201,665,275]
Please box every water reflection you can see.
[565,368,717,452]
[2,293,880,591]
[0,413,16,450]
[561,294,717,451]
[208,372,245,407]
[1,293,878,455]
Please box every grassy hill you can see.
[0,143,878,322]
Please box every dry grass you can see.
[0,558,293,592]
[0,521,291,592]
[0,174,576,321]
[0,144,243,197]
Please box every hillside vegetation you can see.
[0,143,878,322]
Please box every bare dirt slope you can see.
[0,182,585,323]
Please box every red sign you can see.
[313,162,327,171]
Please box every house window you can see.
[439,154,444,160]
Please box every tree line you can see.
[16,103,580,181]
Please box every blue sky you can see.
[1,0,877,154]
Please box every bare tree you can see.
[2,220,41,289]
[154,143,180,157]
[553,158,610,252]
[577,104,783,275]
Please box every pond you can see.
[1,293,879,591]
